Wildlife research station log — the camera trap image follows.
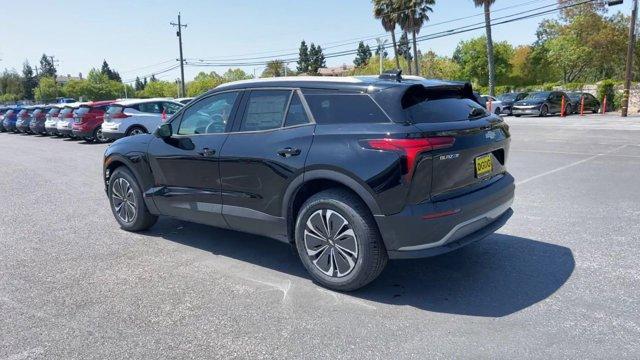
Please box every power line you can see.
[189,0,557,62]
[186,0,595,68]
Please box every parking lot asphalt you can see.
[1,114,639,359]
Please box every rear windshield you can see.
[303,92,388,124]
[59,108,74,117]
[74,106,91,116]
[402,86,489,123]
[48,108,61,116]
[33,109,43,116]
[18,109,28,116]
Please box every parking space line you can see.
[516,145,628,186]
[511,149,640,159]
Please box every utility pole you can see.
[47,55,60,98]
[376,38,388,75]
[621,0,638,117]
[170,13,187,97]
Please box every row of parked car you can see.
[0,97,193,142]
[481,91,602,117]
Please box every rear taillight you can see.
[362,137,455,178]
[112,112,130,120]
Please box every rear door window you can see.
[302,91,388,124]
[284,92,310,127]
[239,90,291,132]
[137,102,162,114]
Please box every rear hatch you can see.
[73,105,91,123]
[104,104,125,123]
[401,84,510,200]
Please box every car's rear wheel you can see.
[108,167,158,231]
[494,107,501,115]
[94,126,107,143]
[126,127,146,137]
[294,188,387,291]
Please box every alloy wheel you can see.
[304,209,359,278]
[96,128,106,142]
[129,128,145,136]
[111,178,137,223]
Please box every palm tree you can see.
[474,0,496,96]
[397,0,435,76]
[373,0,401,70]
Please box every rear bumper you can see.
[376,173,515,259]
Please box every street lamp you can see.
[376,38,388,75]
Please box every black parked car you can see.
[498,92,528,116]
[567,92,601,114]
[512,91,571,117]
[103,74,515,291]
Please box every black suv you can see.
[103,73,515,291]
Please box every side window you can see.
[284,92,310,127]
[138,102,162,113]
[177,92,238,135]
[162,102,182,115]
[303,92,389,124]
[239,90,291,132]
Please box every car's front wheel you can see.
[295,188,387,291]
[108,167,158,231]
[539,105,549,117]
[126,126,147,137]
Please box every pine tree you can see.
[39,54,57,78]
[150,75,158,82]
[134,77,144,91]
[143,77,148,88]
[308,44,326,75]
[22,61,37,100]
[297,40,310,74]
[101,60,122,82]
[354,41,373,67]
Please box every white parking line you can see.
[2,348,44,360]
[511,149,640,159]
[516,145,628,186]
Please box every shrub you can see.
[597,80,616,111]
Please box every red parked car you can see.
[72,100,115,142]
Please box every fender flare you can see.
[281,169,383,221]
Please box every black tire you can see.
[539,104,549,117]
[126,126,147,137]
[564,105,572,116]
[514,114,521,117]
[93,126,107,143]
[108,167,158,232]
[294,188,387,291]
[494,107,501,115]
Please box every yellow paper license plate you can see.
[475,154,493,178]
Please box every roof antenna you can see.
[379,69,402,82]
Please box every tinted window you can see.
[162,102,182,115]
[304,93,388,124]
[137,102,162,113]
[284,92,310,127]
[178,92,238,135]
[240,90,290,131]
[525,92,551,100]
[498,93,517,101]
[405,97,488,123]
[74,106,91,116]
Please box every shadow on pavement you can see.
[147,219,574,317]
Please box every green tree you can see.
[39,54,57,78]
[34,76,62,102]
[473,0,496,96]
[297,40,310,73]
[136,80,178,98]
[308,44,326,75]
[0,69,24,99]
[222,68,252,81]
[262,60,291,78]
[397,32,413,74]
[134,77,144,91]
[354,41,373,67]
[397,0,435,75]
[150,74,158,82]
[186,71,225,97]
[420,51,462,80]
[100,60,121,82]
[63,69,125,101]
[22,61,37,100]
[453,36,514,87]
[373,0,401,70]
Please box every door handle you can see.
[277,147,301,157]
[198,147,216,157]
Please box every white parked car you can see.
[480,95,503,115]
[55,102,84,137]
[101,98,183,141]
[174,97,194,105]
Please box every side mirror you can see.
[155,123,172,139]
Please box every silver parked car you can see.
[101,98,183,141]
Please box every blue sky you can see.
[0,0,633,83]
